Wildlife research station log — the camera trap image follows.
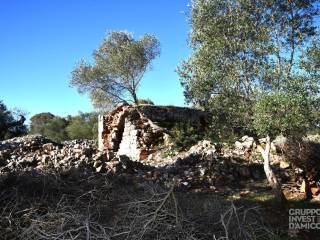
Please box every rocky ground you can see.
[1,135,319,198]
[0,136,267,193]
[0,135,102,173]
[0,135,320,239]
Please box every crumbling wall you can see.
[136,105,211,128]
[98,105,128,152]
[98,104,211,161]
[118,119,140,160]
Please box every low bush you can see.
[169,121,205,151]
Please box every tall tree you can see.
[66,112,98,140]
[42,117,69,142]
[178,0,270,137]
[0,100,27,140]
[70,31,160,108]
[178,0,319,202]
[30,112,55,135]
[30,113,68,142]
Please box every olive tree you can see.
[178,0,319,202]
[70,31,160,108]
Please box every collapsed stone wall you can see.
[98,104,211,161]
[0,135,104,173]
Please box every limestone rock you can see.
[280,160,290,169]
[0,135,101,173]
[189,140,216,155]
[235,136,255,151]
[300,180,307,193]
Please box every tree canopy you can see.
[0,100,27,140]
[66,112,98,140]
[178,0,320,202]
[70,31,160,109]
[178,0,319,139]
[30,112,55,136]
[30,113,68,142]
[30,112,98,142]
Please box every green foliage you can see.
[178,0,270,98]
[209,92,255,140]
[42,117,68,142]
[253,91,315,139]
[70,31,160,108]
[170,122,205,151]
[30,112,98,142]
[30,113,69,142]
[137,98,154,105]
[30,112,55,135]
[0,100,27,140]
[178,0,320,140]
[66,112,98,140]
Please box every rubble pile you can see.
[0,136,265,192]
[2,133,318,196]
[232,135,320,199]
[0,135,105,173]
[106,140,265,191]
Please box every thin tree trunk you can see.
[258,135,287,203]
[132,91,138,105]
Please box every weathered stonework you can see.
[98,104,211,161]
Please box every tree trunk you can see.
[258,135,287,203]
[132,91,138,105]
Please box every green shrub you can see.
[30,112,98,142]
[66,112,98,140]
[170,121,205,151]
[137,98,154,105]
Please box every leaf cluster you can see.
[70,31,160,108]
[169,121,208,151]
[30,112,99,142]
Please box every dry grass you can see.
[0,169,281,240]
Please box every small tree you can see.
[70,31,160,108]
[253,91,317,202]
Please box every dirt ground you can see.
[0,167,319,240]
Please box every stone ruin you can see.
[98,104,211,161]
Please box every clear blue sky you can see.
[0,0,190,119]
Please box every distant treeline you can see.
[29,112,99,142]
[0,100,99,142]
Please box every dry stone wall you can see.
[98,104,211,161]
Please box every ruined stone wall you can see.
[136,105,211,128]
[98,104,211,161]
[118,118,141,160]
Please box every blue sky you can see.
[0,0,190,119]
